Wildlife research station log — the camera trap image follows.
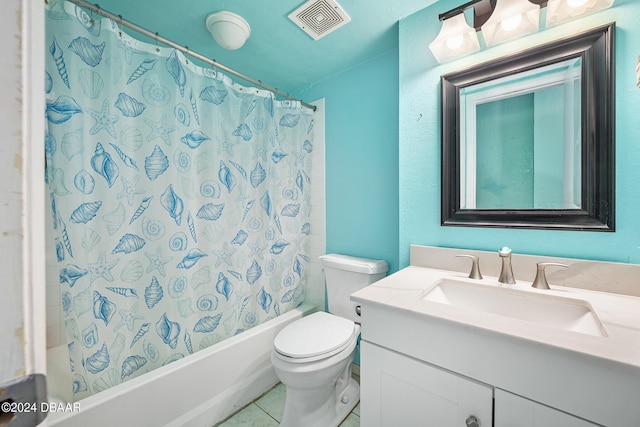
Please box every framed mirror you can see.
[441,23,615,231]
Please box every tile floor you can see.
[217,379,360,427]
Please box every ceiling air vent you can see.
[288,0,351,41]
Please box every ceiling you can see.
[89,0,441,94]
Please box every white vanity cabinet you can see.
[352,250,640,426]
[360,341,493,427]
[361,340,599,427]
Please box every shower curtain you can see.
[45,0,314,399]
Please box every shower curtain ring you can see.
[185,47,189,64]
[155,32,160,52]
[117,15,123,37]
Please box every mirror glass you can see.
[441,24,614,231]
[460,58,582,210]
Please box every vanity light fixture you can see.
[481,0,541,47]
[429,0,614,62]
[546,0,615,26]
[428,13,480,63]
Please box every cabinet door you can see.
[495,389,601,427]
[360,340,493,427]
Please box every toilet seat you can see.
[273,312,357,363]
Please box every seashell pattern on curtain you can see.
[45,0,314,399]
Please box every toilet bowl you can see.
[271,254,388,427]
[271,312,360,427]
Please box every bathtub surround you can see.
[46,1,315,398]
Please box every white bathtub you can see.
[45,304,316,427]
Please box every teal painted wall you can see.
[294,50,400,274]
[399,0,640,267]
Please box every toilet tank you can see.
[319,254,388,322]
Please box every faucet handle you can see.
[532,262,568,290]
[456,254,483,280]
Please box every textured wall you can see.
[294,50,400,274]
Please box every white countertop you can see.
[351,265,640,373]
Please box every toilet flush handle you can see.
[355,305,361,316]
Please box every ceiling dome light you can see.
[205,11,251,50]
[546,0,615,27]
[429,13,480,63]
[481,0,540,47]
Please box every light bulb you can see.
[447,35,464,50]
[500,14,523,31]
[546,0,614,26]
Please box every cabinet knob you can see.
[465,415,480,427]
[355,305,361,316]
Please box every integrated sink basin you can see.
[421,279,607,337]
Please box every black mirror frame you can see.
[441,23,615,231]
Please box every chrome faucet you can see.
[498,247,516,284]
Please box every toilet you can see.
[271,254,388,427]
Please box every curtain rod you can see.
[59,0,317,111]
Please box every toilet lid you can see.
[274,312,355,359]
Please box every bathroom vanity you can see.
[351,246,640,427]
